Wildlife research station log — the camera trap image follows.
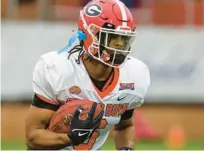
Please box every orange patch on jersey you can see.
[111,104,119,117]
[69,86,81,94]
[105,103,129,117]
[105,104,113,117]
[118,103,129,115]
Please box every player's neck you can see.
[82,58,113,81]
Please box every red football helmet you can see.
[78,0,136,67]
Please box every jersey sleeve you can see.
[32,58,59,105]
[128,66,151,109]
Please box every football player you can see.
[25,0,150,150]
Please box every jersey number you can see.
[74,119,107,150]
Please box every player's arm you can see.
[113,109,135,150]
[26,58,73,149]
[113,62,151,150]
[25,94,72,150]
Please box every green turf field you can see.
[1,139,204,150]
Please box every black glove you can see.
[67,102,104,146]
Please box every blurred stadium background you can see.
[1,0,204,150]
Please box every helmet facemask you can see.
[87,24,136,68]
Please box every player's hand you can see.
[67,102,104,145]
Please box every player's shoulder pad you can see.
[123,56,150,108]
[39,51,75,76]
[123,56,150,96]
[126,56,148,68]
[34,51,75,90]
[123,56,150,82]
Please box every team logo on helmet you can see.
[85,4,102,17]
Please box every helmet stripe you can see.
[115,0,127,27]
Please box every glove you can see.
[68,102,104,145]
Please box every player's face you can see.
[108,35,125,51]
[106,34,131,56]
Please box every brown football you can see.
[48,99,104,133]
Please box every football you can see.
[48,99,104,133]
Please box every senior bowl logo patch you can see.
[119,82,134,90]
[69,86,81,94]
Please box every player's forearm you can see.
[114,125,135,150]
[26,129,72,150]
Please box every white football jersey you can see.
[32,48,150,150]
